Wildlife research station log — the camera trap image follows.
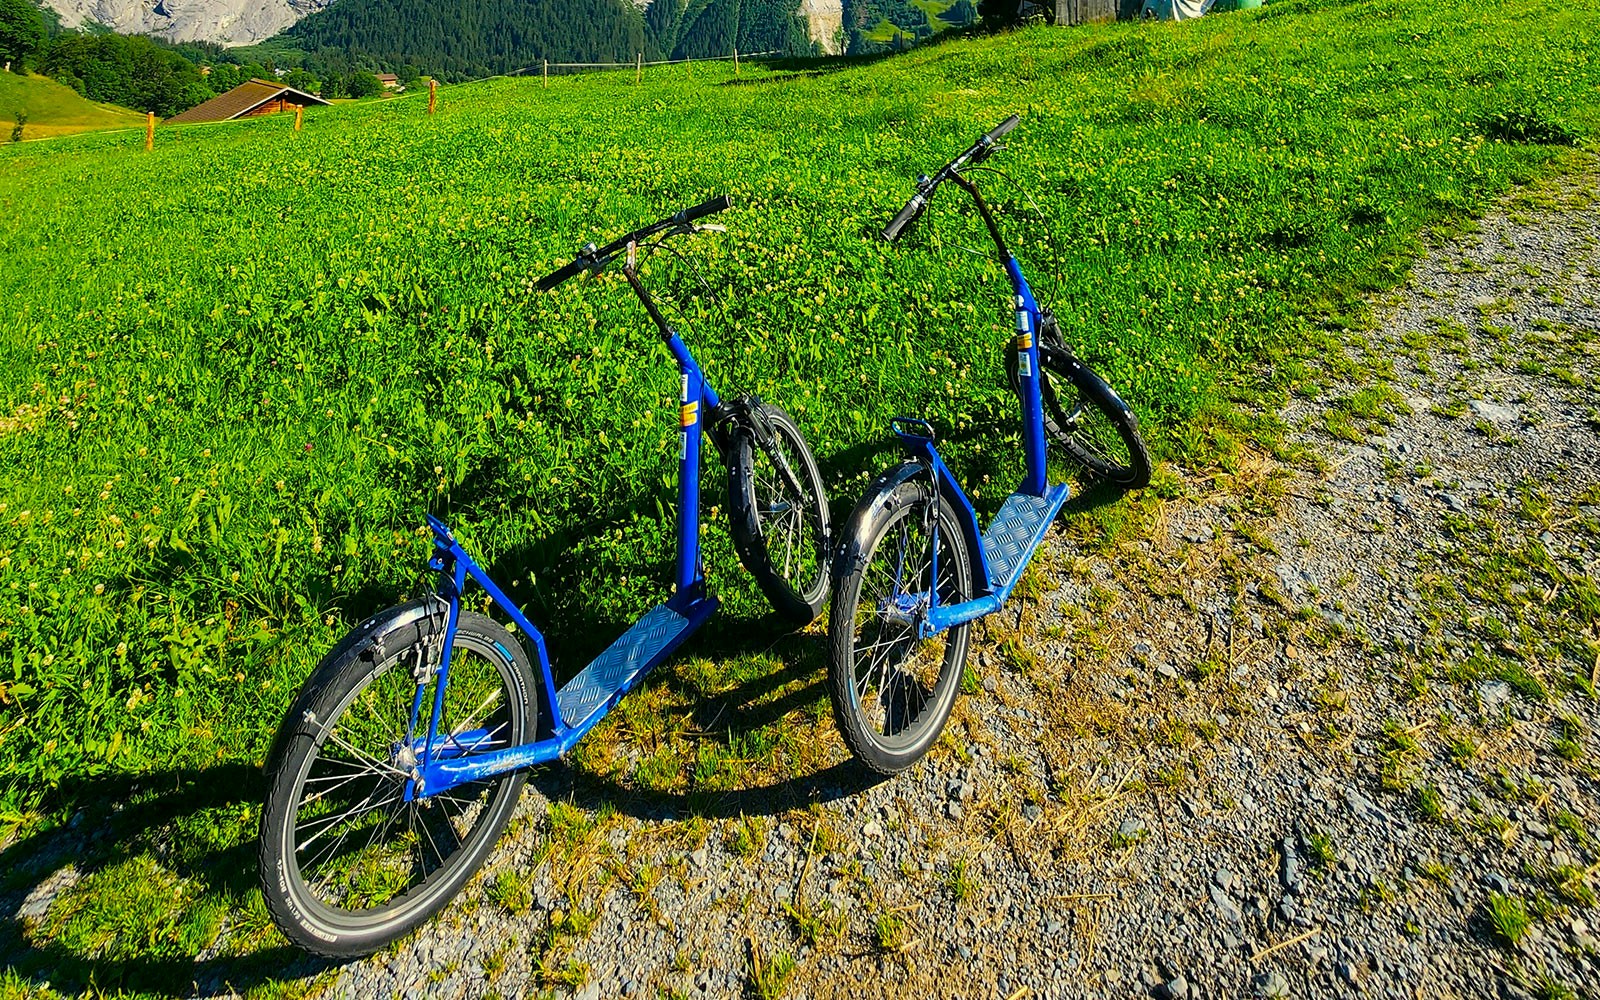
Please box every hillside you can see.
[268,0,968,79]
[275,0,823,79]
[0,0,1597,994]
[0,70,146,138]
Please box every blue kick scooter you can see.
[827,118,1150,774]
[259,197,831,956]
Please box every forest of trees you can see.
[278,0,817,81]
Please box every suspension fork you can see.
[401,543,465,800]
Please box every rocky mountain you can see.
[801,0,842,54]
[43,0,333,45]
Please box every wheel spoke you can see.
[278,624,527,919]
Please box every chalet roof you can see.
[165,79,330,125]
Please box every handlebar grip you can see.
[677,194,732,225]
[882,193,927,243]
[983,114,1020,145]
[535,256,587,292]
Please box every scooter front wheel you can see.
[727,402,832,626]
[260,604,537,957]
[827,477,972,774]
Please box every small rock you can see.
[1134,641,1154,655]
[1345,787,1390,824]
[862,821,883,839]
[689,847,708,868]
[1159,974,1190,1000]
[1280,838,1302,891]
[1215,869,1238,892]
[1210,884,1244,925]
[1337,960,1369,988]
[1022,802,1042,822]
[15,866,78,922]
[948,780,974,802]
[946,801,964,821]
[1253,971,1290,998]
[1118,818,1146,840]
[1469,399,1517,424]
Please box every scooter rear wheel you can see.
[1008,343,1152,490]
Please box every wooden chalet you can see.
[165,79,329,126]
[377,73,400,89]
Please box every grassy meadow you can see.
[1,0,1598,992]
[0,73,148,140]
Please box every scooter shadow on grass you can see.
[0,764,340,997]
[523,471,1139,826]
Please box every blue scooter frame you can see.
[876,117,1071,639]
[405,340,720,801]
[399,204,745,803]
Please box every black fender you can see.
[831,460,986,591]
[261,597,447,775]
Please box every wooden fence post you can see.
[144,111,154,151]
[543,59,548,88]
[635,52,643,84]
[733,47,740,77]
[428,78,437,115]
[293,104,304,131]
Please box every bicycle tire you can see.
[726,402,831,626]
[1008,343,1152,490]
[260,607,536,958]
[827,474,972,774]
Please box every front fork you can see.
[708,396,811,520]
[400,546,464,802]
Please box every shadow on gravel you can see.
[535,751,893,824]
[0,764,340,997]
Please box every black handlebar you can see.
[983,114,1020,145]
[677,194,731,225]
[882,115,1019,243]
[537,195,734,291]
[535,256,588,293]
[882,192,929,243]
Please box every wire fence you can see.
[513,49,785,83]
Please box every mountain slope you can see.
[42,0,334,45]
[278,0,647,78]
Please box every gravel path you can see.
[279,166,1600,1000]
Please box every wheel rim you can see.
[750,425,826,597]
[848,502,965,752]
[1047,375,1135,478]
[283,635,523,926]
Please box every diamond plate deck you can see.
[556,603,691,730]
[981,492,1061,590]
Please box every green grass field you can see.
[0,72,147,140]
[1,0,1597,992]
